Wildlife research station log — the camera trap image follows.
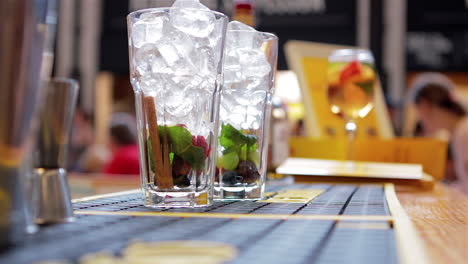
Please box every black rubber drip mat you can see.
[342,185,390,215]
[295,185,357,215]
[314,221,397,264]
[230,220,336,264]
[0,184,399,264]
[72,184,390,216]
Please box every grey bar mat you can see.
[0,184,397,264]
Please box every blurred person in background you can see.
[102,112,140,176]
[69,108,95,170]
[70,108,111,173]
[411,73,468,194]
[68,108,110,173]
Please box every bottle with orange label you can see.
[232,0,256,27]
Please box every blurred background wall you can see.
[54,0,468,136]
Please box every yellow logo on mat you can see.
[257,189,324,203]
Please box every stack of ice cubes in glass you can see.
[129,0,226,137]
[220,21,274,130]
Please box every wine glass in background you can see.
[327,49,377,160]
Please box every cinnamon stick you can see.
[143,95,173,189]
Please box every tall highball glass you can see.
[127,8,228,207]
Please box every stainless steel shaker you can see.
[0,0,50,246]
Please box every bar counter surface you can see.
[0,178,466,264]
[395,183,467,264]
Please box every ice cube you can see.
[249,118,261,130]
[169,0,216,38]
[238,49,271,78]
[227,20,255,31]
[228,113,246,127]
[232,88,251,105]
[244,78,263,91]
[156,41,196,75]
[131,22,147,49]
[131,14,166,48]
[205,18,226,64]
[138,74,164,97]
[171,0,203,8]
[226,29,262,50]
[208,17,225,48]
[151,55,172,74]
[164,28,194,57]
[220,91,237,118]
[223,50,242,83]
[190,47,216,76]
[246,105,261,116]
[134,43,167,75]
[198,76,217,93]
[249,90,267,104]
[153,26,198,75]
[232,105,247,115]
[242,114,258,130]
[157,42,180,66]
[170,74,204,93]
[164,88,194,117]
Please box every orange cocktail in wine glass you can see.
[327,49,377,160]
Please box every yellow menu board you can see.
[285,41,394,139]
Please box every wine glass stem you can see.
[345,120,357,160]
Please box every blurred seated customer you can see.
[102,112,140,176]
[412,73,468,193]
[70,108,111,173]
[77,144,111,173]
[69,107,95,170]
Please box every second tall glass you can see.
[127,8,228,207]
[215,26,278,200]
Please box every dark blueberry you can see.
[237,160,260,183]
[222,170,243,185]
[215,167,220,182]
[172,156,191,176]
[173,174,190,187]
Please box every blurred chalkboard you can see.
[98,0,357,72]
[406,0,468,71]
[99,0,130,73]
[255,0,357,70]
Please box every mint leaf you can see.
[148,125,206,173]
[222,146,238,155]
[219,123,244,150]
[165,126,192,155]
[169,152,174,165]
[246,135,257,145]
[220,123,259,162]
[177,145,205,170]
[240,144,248,161]
[159,125,206,169]
[220,123,258,149]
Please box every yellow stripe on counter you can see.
[72,189,141,203]
[75,210,393,222]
